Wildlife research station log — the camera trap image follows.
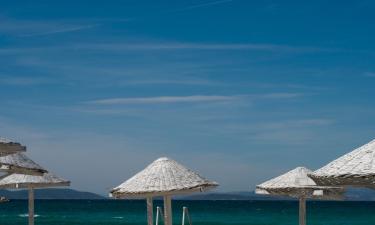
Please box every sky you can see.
[0,0,375,195]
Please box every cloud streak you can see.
[0,41,340,55]
[168,0,234,13]
[86,92,302,106]
[87,95,240,105]
[0,76,53,86]
[0,17,98,37]
[75,42,333,53]
[364,72,375,77]
[19,24,99,37]
[126,0,234,21]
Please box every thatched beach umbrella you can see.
[309,139,375,187]
[256,167,344,225]
[111,157,218,225]
[0,153,47,176]
[0,137,26,156]
[0,172,70,225]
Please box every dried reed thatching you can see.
[111,157,218,198]
[309,139,375,186]
[0,137,26,156]
[256,167,344,199]
[111,157,218,225]
[256,167,344,225]
[0,172,70,189]
[0,153,47,175]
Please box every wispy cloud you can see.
[87,95,241,105]
[119,78,221,86]
[85,92,302,106]
[0,41,340,55]
[259,119,335,130]
[260,92,304,99]
[364,72,375,77]
[168,0,234,13]
[19,24,99,37]
[203,118,335,145]
[0,76,53,86]
[75,42,334,53]
[0,17,98,37]
[126,0,235,21]
[247,119,335,144]
[0,116,50,141]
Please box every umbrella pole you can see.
[163,195,172,225]
[28,187,34,225]
[147,197,153,225]
[299,197,306,225]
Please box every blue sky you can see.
[1,0,375,195]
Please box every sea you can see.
[0,200,374,225]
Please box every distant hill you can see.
[344,188,375,201]
[180,191,292,201]
[1,188,374,201]
[181,188,375,201]
[0,188,106,200]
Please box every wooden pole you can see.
[147,197,153,225]
[156,207,161,225]
[163,196,168,225]
[182,207,186,225]
[299,197,306,225]
[29,187,34,225]
[163,196,172,225]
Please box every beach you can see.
[0,200,374,225]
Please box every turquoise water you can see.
[0,200,375,225]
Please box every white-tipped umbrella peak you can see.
[309,139,375,186]
[257,167,315,189]
[111,157,218,198]
[0,137,26,156]
[0,153,47,176]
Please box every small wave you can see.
[112,216,124,219]
[19,214,40,218]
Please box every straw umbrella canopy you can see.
[309,139,375,187]
[0,137,26,157]
[111,157,218,225]
[0,153,47,177]
[256,167,344,225]
[0,172,70,225]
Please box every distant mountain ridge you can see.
[180,191,292,201]
[0,188,374,201]
[0,188,105,199]
[182,188,375,201]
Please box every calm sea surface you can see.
[0,200,374,225]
